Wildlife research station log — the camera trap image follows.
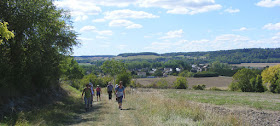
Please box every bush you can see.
[209,87,223,91]
[136,83,143,88]
[229,82,241,91]
[229,68,260,92]
[146,78,169,89]
[193,71,219,77]
[130,80,136,88]
[192,85,206,90]
[116,72,132,87]
[179,70,193,77]
[174,77,188,89]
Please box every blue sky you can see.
[54,0,280,56]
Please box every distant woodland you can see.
[75,48,280,64]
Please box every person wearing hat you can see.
[96,85,101,101]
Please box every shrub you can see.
[193,71,219,77]
[116,72,132,87]
[136,83,143,88]
[179,70,193,77]
[130,80,136,88]
[158,79,169,88]
[229,82,241,91]
[192,84,206,90]
[209,87,223,91]
[229,68,259,92]
[147,78,169,89]
[174,77,188,89]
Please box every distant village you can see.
[135,64,266,78]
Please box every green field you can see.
[164,89,280,111]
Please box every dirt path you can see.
[69,93,139,126]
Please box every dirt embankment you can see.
[0,86,67,120]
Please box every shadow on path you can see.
[121,108,136,111]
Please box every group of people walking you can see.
[82,81,125,111]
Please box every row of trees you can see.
[229,65,280,93]
[0,0,78,96]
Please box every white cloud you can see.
[99,42,111,48]
[74,15,88,21]
[272,32,280,41]
[109,19,142,29]
[97,0,137,7]
[139,0,222,15]
[145,34,280,53]
[144,39,211,52]
[126,24,143,29]
[96,36,107,39]
[80,26,113,37]
[117,45,128,50]
[104,9,159,19]
[77,37,94,41]
[263,22,280,30]
[224,7,240,13]
[80,26,96,32]
[54,0,101,21]
[92,18,106,23]
[55,0,222,23]
[239,27,247,31]
[214,34,249,42]
[233,27,248,31]
[167,8,189,14]
[160,29,184,39]
[256,0,280,7]
[95,30,113,36]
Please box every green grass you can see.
[164,89,280,111]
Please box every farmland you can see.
[135,76,232,89]
[231,63,280,68]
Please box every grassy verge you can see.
[124,89,244,126]
[0,83,95,126]
[164,89,280,111]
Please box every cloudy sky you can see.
[54,0,280,56]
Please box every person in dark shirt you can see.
[107,82,113,100]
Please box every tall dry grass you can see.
[126,88,245,126]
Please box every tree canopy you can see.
[0,21,14,44]
[101,59,126,84]
[261,65,280,93]
[0,0,78,94]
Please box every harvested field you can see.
[135,76,232,89]
[231,63,280,67]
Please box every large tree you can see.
[0,0,78,94]
[261,65,280,93]
[229,68,259,92]
[101,59,126,85]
